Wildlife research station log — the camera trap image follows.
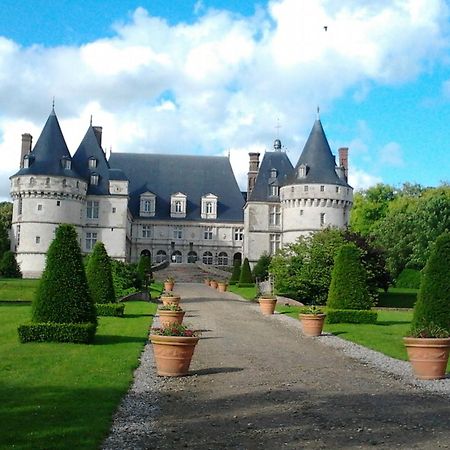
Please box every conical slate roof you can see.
[291,119,349,187]
[12,109,80,179]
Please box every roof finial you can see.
[90,115,93,126]
[52,96,55,110]
[316,106,320,120]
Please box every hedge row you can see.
[95,303,125,317]
[326,309,378,324]
[18,322,97,343]
[377,290,417,308]
[237,282,255,288]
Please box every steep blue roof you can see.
[108,153,245,222]
[12,109,81,179]
[72,126,124,195]
[291,119,350,187]
[248,150,294,202]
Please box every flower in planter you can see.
[150,324,200,337]
[158,304,183,311]
[165,276,175,283]
[302,305,325,315]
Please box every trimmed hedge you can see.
[86,242,116,304]
[229,259,241,285]
[377,290,417,308]
[395,268,421,289]
[326,309,378,324]
[237,282,255,288]
[95,303,125,317]
[18,322,97,343]
[239,258,253,285]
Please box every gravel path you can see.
[103,284,450,450]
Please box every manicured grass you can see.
[0,301,157,450]
[150,281,164,297]
[228,284,258,300]
[276,305,450,371]
[0,278,39,301]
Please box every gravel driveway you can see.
[103,284,450,450]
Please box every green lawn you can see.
[0,301,157,450]
[276,304,450,371]
[150,281,164,298]
[0,278,40,301]
[228,284,258,300]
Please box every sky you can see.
[1,0,449,201]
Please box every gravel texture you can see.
[103,284,450,450]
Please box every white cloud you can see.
[379,141,404,167]
[348,167,383,190]
[0,0,448,199]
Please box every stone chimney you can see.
[20,133,33,168]
[247,152,260,196]
[338,147,349,181]
[93,126,103,147]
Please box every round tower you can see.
[9,109,87,278]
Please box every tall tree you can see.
[0,202,13,230]
[86,242,116,304]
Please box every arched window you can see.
[217,252,228,266]
[140,249,151,259]
[156,250,167,263]
[171,250,182,264]
[233,252,242,264]
[29,177,36,186]
[202,251,213,265]
[187,251,197,264]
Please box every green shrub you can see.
[326,309,378,324]
[111,260,140,299]
[252,253,272,281]
[31,224,97,326]
[18,322,97,343]
[137,254,152,289]
[237,282,255,288]
[0,222,10,260]
[377,289,417,308]
[229,259,241,285]
[86,242,116,304]
[327,243,372,310]
[395,268,421,289]
[239,258,253,285]
[410,232,450,336]
[0,251,22,278]
[95,303,125,317]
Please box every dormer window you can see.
[140,192,156,217]
[170,192,187,218]
[61,156,72,170]
[201,193,218,219]
[269,184,279,197]
[270,168,278,178]
[88,157,97,169]
[90,173,99,185]
[298,164,308,178]
[23,154,31,168]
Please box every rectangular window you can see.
[269,205,281,226]
[304,185,309,192]
[320,213,326,226]
[336,186,340,193]
[112,207,116,213]
[203,226,213,240]
[56,200,61,206]
[17,225,21,246]
[35,236,40,244]
[206,202,213,214]
[87,200,99,219]
[269,185,279,196]
[143,200,152,213]
[37,204,43,211]
[85,232,97,251]
[320,185,325,192]
[18,198,23,215]
[142,225,151,238]
[269,233,281,255]
[173,226,182,239]
[234,227,244,241]
[300,209,304,216]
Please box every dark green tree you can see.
[252,252,272,281]
[0,222,10,260]
[137,253,152,289]
[327,243,372,310]
[229,258,241,285]
[32,224,97,325]
[0,202,12,230]
[86,242,116,304]
[238,258,253,285]
[411,232,450,335]
[0,251,22,278]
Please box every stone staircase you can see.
[154,264,212,283]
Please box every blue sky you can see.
[0,0,449,200]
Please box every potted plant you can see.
[299,305,326,337]
[209,279,218,289]
[164,276,175,291]
[160,291,181,307]
[217,281,228,292]
[258,294,277,315]
[157,304,185,328]
[403,232,450,380]
[149,324,200,376]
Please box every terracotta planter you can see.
[150,334,200,376]
[164,281,174,291]
[158,310,186,328]
[403,337,450,380]
[299,314,326,337]
[259,297,277,315]
[161,295,181,307]
[217,282,228,292]
[210,280,218,289]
